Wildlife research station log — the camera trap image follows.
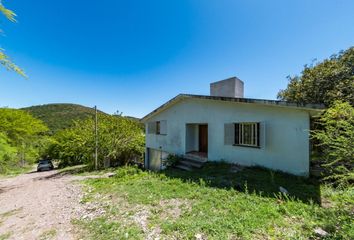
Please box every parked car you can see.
[37,159,54,172]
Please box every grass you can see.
[0,209,20,240]
[0,165,33,178]
[74,218,144,240]
[0,209,22,219]
[0,208,23,228]
[58,164,116,176]
[0,232,11,240]
[38,229,57,240]
[76,163,354,239]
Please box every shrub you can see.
[312,101,354,186]
[165,154,181,167]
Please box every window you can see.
[147,120,167,135]
[235,122,260,147]
[156,121,161,135]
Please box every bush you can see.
[312,101,354,186]
[165,154,181,167]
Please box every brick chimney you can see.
[210,77,244,98]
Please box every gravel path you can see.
[0,169,91,240]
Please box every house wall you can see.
[145,98,310,176]
[185,124,199,152]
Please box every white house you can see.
[141,77,324,176]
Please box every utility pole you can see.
[94,105,98,170]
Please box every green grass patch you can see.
[58,164,116,176]
[73,218,144,240]
[0,165,34,178]
[0,232,11,240]
[78,164,354,239]
[38,229,57,240]
[0,208,23,226]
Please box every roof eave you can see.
[141,94,187,123]
[141,94,325,122]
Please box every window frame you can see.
[234,122,260,148]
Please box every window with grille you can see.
[234,122,260,147]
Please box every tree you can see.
[312,101,354,186]
[48,114,144,168]
[278,47,354,185]
[0,0,26,77]
[0,108,48,172]
[0,132,17,172]
[277,47,354,107]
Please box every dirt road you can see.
[0,169,88,240]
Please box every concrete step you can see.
[183,154,208,164]
[175,164,192,171]
[179,160,204,168]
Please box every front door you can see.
[199,124,208,153]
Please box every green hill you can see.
[22,104,106,134]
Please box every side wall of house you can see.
[145,98,310,176]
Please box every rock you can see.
[279,186,289,195]
[195,233,203,240]
[314,227,328,237]
[106,173,116,178]
[230,164,244,173]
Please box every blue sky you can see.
[1,0,353,117]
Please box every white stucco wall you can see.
[145,98,310,176]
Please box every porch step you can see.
[179,160,204,168]
[184,154,208,164]
[175,164,193,171]
[174,154,207,171]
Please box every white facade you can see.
[144,96,321,176]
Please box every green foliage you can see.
[0,108,48,174]
[48,113,144,168]
[278,47,354,185]
[0,132,17,171]
[0,1,26,77]
[23,103,141,134]
[0,1,16,22]
[80,165,354,239]
[278,47,354,106]
[0,108,48,145]
[165,154,181,167]
[312,101,354,186]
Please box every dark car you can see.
[37,159,54,172]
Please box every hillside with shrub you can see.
[22,104,105,134]
[22,104,143,134]
[0,104,144,174]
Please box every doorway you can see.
[198,124,208,153]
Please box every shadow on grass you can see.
[163,162,321,204]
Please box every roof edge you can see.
[141,94,325,122]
